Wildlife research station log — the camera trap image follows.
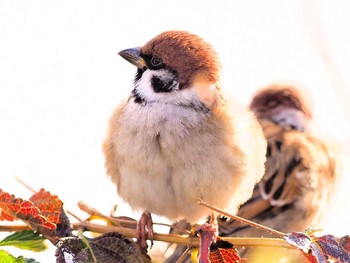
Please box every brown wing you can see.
[219,119,336,236]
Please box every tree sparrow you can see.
[219,83,336,239]
[102,31,266,256]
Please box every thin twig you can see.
[0,222,295,249]
[66,211,81,222]
[78,201,189,234]
[14,176,37,193]
[73,221,200,247]
[72,221,294,249]
[198,200,285,238]
[176,246,192,263]
[0,224,30,232]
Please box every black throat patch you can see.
[151,75,176,93]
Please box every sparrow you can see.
[218,83,337,239]
[102,31,266,258]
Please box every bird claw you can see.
[136,210,154,249]
[197,222,217,263]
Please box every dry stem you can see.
[0,221,294,250]
[78,201,190,235]
[198,200,285,238]
[72,221,294,249]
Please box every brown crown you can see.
[249,83,312,119]
[141,31,221,89]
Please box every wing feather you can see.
[219,119,336,237]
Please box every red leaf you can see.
[209,239,244,263]
[0,189,57,238]
[30,189,63,224]
[0,192,16,221]
[0,210,15,221]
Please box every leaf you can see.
[30,189,72,238]
[55,237,89,263]
[284,232,350,263]
[339,236,350,253]
[209,239,243,263]
[0,189,72,239]
[86,232,148,263]
[55,232,148,263]
[0,209,16,221]
[55,208,73,238]
[0,230,48,252]
[0,191,17,221]
[29,189,62,225]
[0,189,57,238]
[284,232,315,256]
[313,235,350,262]
[0,249,26,263]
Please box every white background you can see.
[1,0,350,261]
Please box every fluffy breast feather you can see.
[103,94,266,223]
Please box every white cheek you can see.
[135,70,156,101]
[272,109,309,131]
[135,69,200,105]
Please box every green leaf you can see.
[0,249,26,263]
[0,230,48,252]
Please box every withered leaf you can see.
[55,232,149,263]
[30,189,72,238]
[313,235,350,263]
[339,236,350,253]
[284,232,350,263]
[55,237,89,263]
[30,189,62,224]
[55,208,73,238]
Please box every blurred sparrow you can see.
[219,83,336,238]
[103,31,266,258]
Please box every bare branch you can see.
[198,200,285,238]
[0,221,294,249]
[0,224,30,232]
[72,221,294,249]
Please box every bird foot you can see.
[136,210,154,249]
[197,221,217,263]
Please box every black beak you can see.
[118,47,146,69]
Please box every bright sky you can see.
[0,0,350,261]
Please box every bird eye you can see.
[151,56,163,67]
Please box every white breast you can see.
[110,71,265,223]
[114,90,240,222]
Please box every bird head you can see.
[249,83,312,131]
[118,31,223,109]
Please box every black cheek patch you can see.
[151,76,174,93]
